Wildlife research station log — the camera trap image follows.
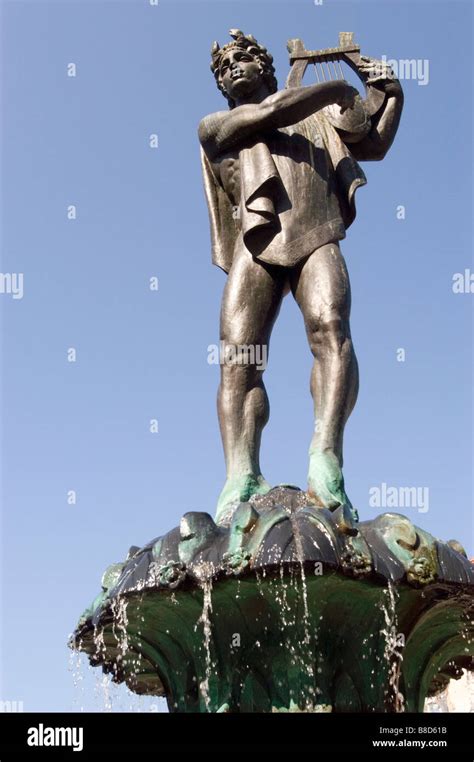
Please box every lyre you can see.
[286,32,385,117]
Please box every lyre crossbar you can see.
[286,32,385,116]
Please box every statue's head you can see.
[210,29,278,108]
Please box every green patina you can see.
[75,570,473,713]
[71,489,474,713]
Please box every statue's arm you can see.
[199,80,357,159]
[344,57,404,161]
[349,85,404,161]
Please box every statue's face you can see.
[218,47,264,101]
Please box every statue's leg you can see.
[216,243,287,523]
[290,242,359,517]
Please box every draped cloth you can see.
[200,112,367,274]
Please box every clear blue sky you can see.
[0,0,472,712]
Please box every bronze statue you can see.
[72,34,474,714]
[199,30,403,524]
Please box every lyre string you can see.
[332,55,344,81]
[312,56,346,84]
[337,57,345,80]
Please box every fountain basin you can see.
[71,487,474,712]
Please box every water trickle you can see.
[93,625,106,660]
[111,596,130,662]
[90,625,114,710]
[290,516,317,709]
[380,581,405,712]
[290,515,310,628]
[68,637,86,711]
[99,673,113,712]
[194,562,215,712]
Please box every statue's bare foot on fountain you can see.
[216,473,271,524]
[307,449,359,522]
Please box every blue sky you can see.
[0,0,472,711]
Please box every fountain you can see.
[70,29,473,713]
[70,487,473,713]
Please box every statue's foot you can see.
[216,473,271,524]
[307,449,358,521]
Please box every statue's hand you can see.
[335,82,359,114]
[358,55,401,91]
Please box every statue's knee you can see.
[307,314,351,355]
[219,340,268,384]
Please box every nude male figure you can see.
[199,30,403,524]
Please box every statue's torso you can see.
[210,115,346,267]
